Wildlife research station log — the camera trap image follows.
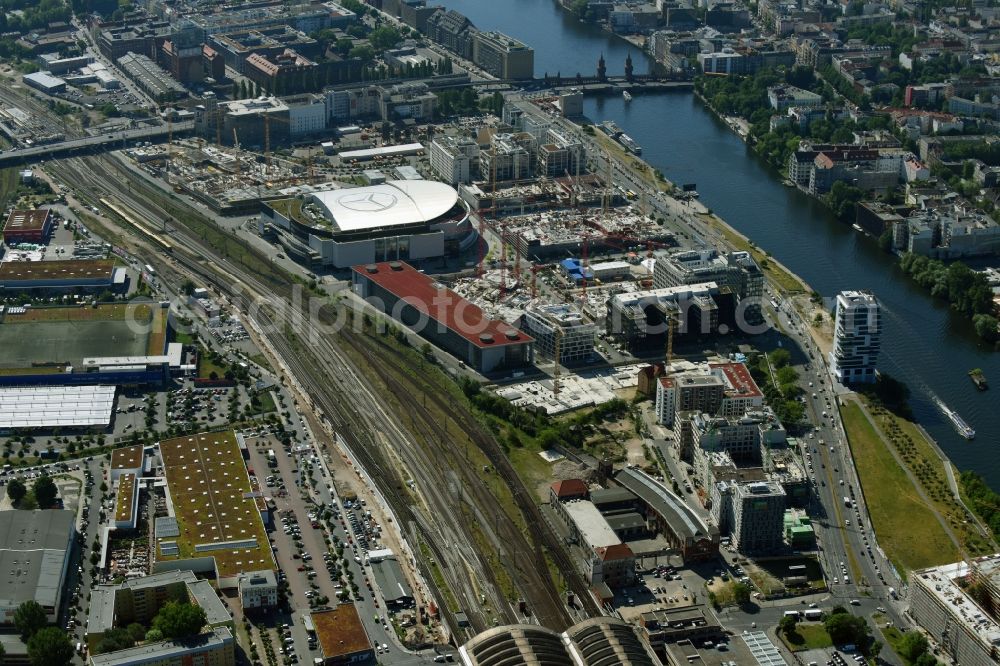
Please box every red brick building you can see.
[3,209,53,244]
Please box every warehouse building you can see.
[0,384,115,431]
[23,71,66,94]
[352,261,534,373]
[370,556,414,609]
[312,605,374,665]
[0,510,75,624]
[2,209,53,244]
[471,30,534,80]
[0,259,125,292]
[118,52,188,101]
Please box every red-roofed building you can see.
[549,479,588,503]
[710,362,764,417]
[352,261,533,373]
[593,543,635,588]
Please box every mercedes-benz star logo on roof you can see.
[338,191,398,212]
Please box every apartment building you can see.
[429,135,480,184]
[522,303,596,363]
[829,290,881,384]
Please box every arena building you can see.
[262,180,477,268]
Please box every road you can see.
[0,122,191,167]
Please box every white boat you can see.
[623,90,633,102]
[935,398,975,439]
[852,223,864,233]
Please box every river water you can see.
[435,0,1000,486]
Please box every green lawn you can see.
[841,401,960,574]
[782,623,833,651]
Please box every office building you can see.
[537,128,585,178]
[653,248,763,326]
[238,570,278,609]
[712,480,785,553]
[606,282,726,350]
[480,133,533,182]
[909,555,1000,666]
[471,31,534,79]
[429,135,480,185]
[829,290,881,384]
[522,303,595,363]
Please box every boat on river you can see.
[936,398,976,439]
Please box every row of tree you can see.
[897,253,999,342]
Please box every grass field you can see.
[782,623,833,651]
[841,401,960,574]
[704,215,805,294]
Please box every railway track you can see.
[50,153,591,633]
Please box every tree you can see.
[368,25,401,51]
[824,611,869,645]
[770,348,791,368]
[779,614,798,636]
[152,601,207,639]
[26,627,74,666]
[6,478,26,505]
[126,622,147,643]
[732,582,751,605]
[180,280,196,296]
[14,601,47,640]
[32,475,57,509]
[914,653,939,666]
[898,631,930,662]
[145,628,163,642]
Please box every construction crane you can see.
[553,327,564,397]
[665,311,677,368]
[262,113,291,176]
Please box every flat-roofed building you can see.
[429,135,480,185]
[312,605,374,665]
[352,261,533,373]
[0,259,124,292]
[0,510,75,623]
[238,570,277,609]
[523,303,595,363]
[0,384,115,431]
[472,31,534,79]
[89,626,235,666]
[910,555,1000,666]
[2,209,52,244]
[153,431,275,590]
[86,570,232,652]
[554,500,635,588]
[637,605,722,651]
[114,472,139,530]
[110,445,144,481]
[712,480,785,554]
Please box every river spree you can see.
[435,0,1000,486]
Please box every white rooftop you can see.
[563,500,621,549]
[0,385,115,428]
[310,180,459,233]
[915,557,1000,647]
